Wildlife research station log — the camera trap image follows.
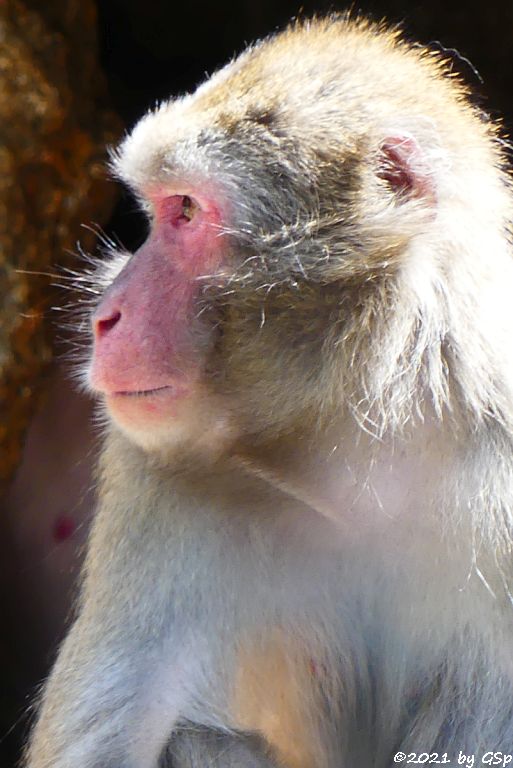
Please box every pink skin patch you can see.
[89,192,225,429]
[378,135,436,202]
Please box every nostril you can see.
[95,310,121,338]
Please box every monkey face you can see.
[88,189,240,453]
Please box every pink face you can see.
[89,191,228,449]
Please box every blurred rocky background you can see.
[0,0,511,764]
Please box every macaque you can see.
[25,15,513,768]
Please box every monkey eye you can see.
[181,196,198,221]
[159,194,200,227]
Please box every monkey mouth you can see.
[112,385,175,398]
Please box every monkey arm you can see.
[24,613,202,768]
[25,434,282,768]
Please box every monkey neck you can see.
[227,409,457,535]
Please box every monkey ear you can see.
[377,135,436,203]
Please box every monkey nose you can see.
[94,309,122,339]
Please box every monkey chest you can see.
[230,634,335,768]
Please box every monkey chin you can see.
[101,386,238,459]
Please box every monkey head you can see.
[87,18,501,453]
